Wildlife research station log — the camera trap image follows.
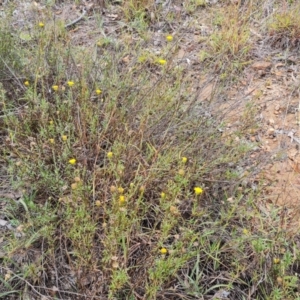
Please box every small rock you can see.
[268,118,275,125]
[267,128,275,135]
[0,219,8,226]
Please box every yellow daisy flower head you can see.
[69,158,76,165]
[182,157,188,164]
[166,35,173,42]
[24,81,29,86]
[96,89,102,95]
[107,151,113,159]
[119,195,126,204]
[161,192,166,199]
[160,247,168,254]
[38,22,45,28]
[158,59,167,65]
[67,81,75,87]
[273,258,280,264]
[194,187,203,195]
[61,135,68,141]
[52,85,59,91]
[49,120,54,125]
[49,138,55,144]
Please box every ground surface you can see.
[11,0,299,220]
[2,0,300,299]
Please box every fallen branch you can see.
[65,9,87,29]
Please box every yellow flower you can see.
[67,81,74,87]
[107,151,113,159]
[96,89,102,95]
[130,182,134,188]
[24,81,29,86]
[119,195,126,204]
[161,192,166,199]
[95,200,101,207]
[160,248,168,255]
[52,85,59,91]
[118,187,124,194]
[273,258,280,264]
[49,138,55,144]
[166,35,173,42]
[69,158,76,165]
[182,157,188,164]
[38,22,45,28]
[194,187,203,195]
[158,59,167,65]
[61,135,68,141]
[49,120,53,125]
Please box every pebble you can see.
[268,118,275,125]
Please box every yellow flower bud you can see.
[119,195,126,205]
[178,169,185,176]
[273,258,280,264]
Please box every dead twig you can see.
[65,9,87,29]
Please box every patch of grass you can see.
[268,3,300,48]
[207,4,252,79]
[0,1,300,299]
[184,0,206,13]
